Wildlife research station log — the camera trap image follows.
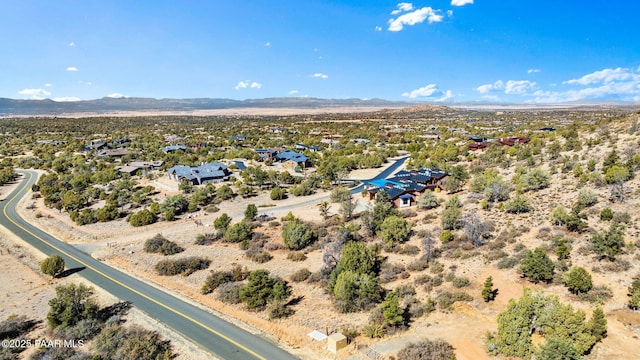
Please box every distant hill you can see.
[0,97,420,116]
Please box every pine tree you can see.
[563,267,593,295]
[482,276,495,302]
[520,248,555,283]
[381,291,404,327]
[628,275,640,311]
[40,254,65,278]
[587,307,607,342]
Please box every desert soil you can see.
[6,126,640,359]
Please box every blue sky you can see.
[2,1,640,103]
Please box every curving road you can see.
[0,170,298,360]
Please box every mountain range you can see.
[1,97,637,116]
[0,97,419,116]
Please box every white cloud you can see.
[388,7,443,31]
[234,80,262,90]
[68,42,75,47]
[44,83,53,87]
[505,80,537,94]
[375,26,382,31]
[265,42,271,47]
[435,90,454,102]
[106,93,126,98]
[312,73,329,79]
[451,0,473,6]
[564,67,635,85]
[476,80,504,94]
[475,80,536,95]
[66,67,78,71]
[447,10,454,17]
[288,90,299,95]
[53,96,81,102]
[514,66,640,103]
[79,81,92,86]
[528,69,541,74]
[402,84,446,99]
[391,3,414,15]
[18,88,51,99]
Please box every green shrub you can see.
[600,208,614,221]
[362,322,385,338]
[290,268,312,282]
[576,189,598,208]
[436,291,473,310]
[217,282,242,304]
[143,234,184,256]
[267,300,294,319]
[287,251,307,261]
[93,324,173,360]
[47,283,99,329]
[41,254,65,278]
[224,221,253,242]
[397,339,456,360]
[240,270,291,310]
[129,209,157,227]
[154,257,211,276]
[439,230,454,243]
[504,195,533,214]
[250,251,273,263]
[520,248,554,283]
[452,276,471,288]
[194,232,220,245]
[379,216,412,246]
[213,213,232,231]
[282,219,316,250]
[563,266,593,295]
[201,271,234,294]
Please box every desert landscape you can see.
[1,104,639,360]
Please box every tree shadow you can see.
[285,295,304,307]
[98,301,132,322]
[55,266,86,278]
[0,317,41,339]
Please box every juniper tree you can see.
[482,276,495,302]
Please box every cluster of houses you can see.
[366,168,447,208]
[468,136,530,151]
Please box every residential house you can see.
[230,135,246,142]
[113,138,130,147]
[96,149,136,158]
[366,179,420,208]
[36,140,66,146]
[498,137,530,146]
[85,139,108,151]
[255,148,278,161]
[161,145,187,153]
[320,138,339,146]
[352,138,371,145]
[167,162,231,185]
[275,150,309,168]
[365,168,447,208]
[468,136,530,151]
[116,160,164,176]
[164,135,182,143]
[294,144,319,152]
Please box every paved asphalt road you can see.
[0,170,298,360]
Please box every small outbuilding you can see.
[327,333,347,354]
